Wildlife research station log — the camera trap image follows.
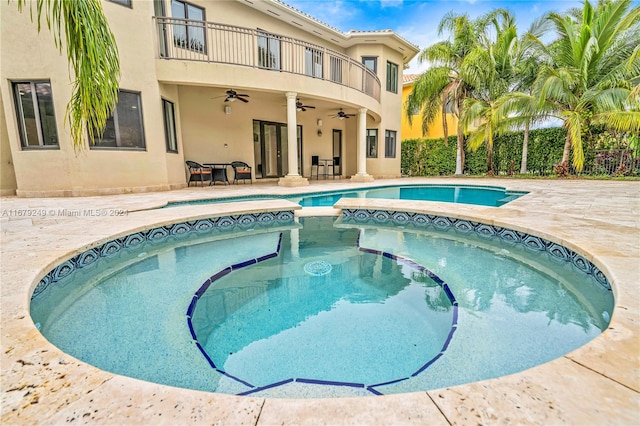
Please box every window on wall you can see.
[386,61,398,93]
[362,57,377,74]
[91,90,145,150]
[107,0,132,7]
[385,130,397,158]
[171,0,205,53]
[162,99,178,153]
[258,30,281,70]
[13,81,59,149]
[305,47,323,78]
[366,129,378,158]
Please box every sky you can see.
[283,0,588,72]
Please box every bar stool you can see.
[311,155,320,179]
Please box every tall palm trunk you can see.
[486,145,493,173]
[561,130,571,165]
[520,121,530,174]
[455,120,465,175]
[442,91,450,145]
[486,124,494,174]
[454,97,465,175]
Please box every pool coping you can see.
[1,177,638,424]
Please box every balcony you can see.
[154,17,381,102]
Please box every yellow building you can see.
[0,0,419,196]
[401,73,457,140]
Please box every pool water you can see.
[166,184,526,208]
[291,185,522,207]
[30,216,612,398]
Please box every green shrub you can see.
[402,127,567,176]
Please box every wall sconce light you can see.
[317,129,323,137]
[224,105,232,115]
[317,119,323,127]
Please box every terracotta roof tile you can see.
[403,73,421,84]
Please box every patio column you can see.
[279,92,309,187]
[350,107,374,182]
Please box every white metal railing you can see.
[154,17,381,101]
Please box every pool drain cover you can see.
[304,260,332,276]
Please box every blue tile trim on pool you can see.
[411,352,444,377]
[30,211,296,299]
[185,229,459,397]
[237,379,295,396]
[217,370,255,388]
[343,208,611,290]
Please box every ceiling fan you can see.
[214,89,249,103]
[330,108,355,119]
[295,98,315,112]
[283,98,316,111]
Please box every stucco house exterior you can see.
[0,0,419,197]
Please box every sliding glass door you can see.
[253,120,302,178]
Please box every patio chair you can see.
[311,155,320,179]
[231,161,252,184]
[186,161,213,186]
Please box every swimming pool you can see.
[30,211,612,399]
[166,184,527,208]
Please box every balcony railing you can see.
[154,17,381,102]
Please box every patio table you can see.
[203,163,231,185]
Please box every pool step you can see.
[496,194,520,206]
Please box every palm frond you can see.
[17,0,120,150]
[592,111,640,133]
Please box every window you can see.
[13,81,59,149]
[386,61,398,93]
[162,99,178,153]
[91,90,145,150]
[171,0,205,53]
[107,0,132,7]
[385,130,397,158]
[258,30,281,70]
[366,129,378,158]
[305,47,323,78]
[362,57,377,74]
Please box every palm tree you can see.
[511,18,550,174]
[530,0,640,172]
[15,0,120,150]
[461,10,555,175]
[405,12,481,175]
[460,9,517,174]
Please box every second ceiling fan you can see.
[216,89,249,103]
[330,108,355,119]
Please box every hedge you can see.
[401,127,569,176]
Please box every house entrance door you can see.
[253,120,302,178]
